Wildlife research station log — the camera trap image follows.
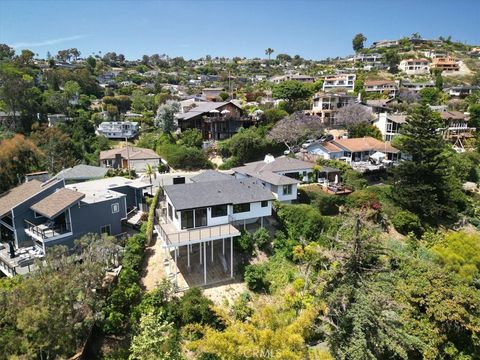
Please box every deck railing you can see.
[24,220,71,240]
[159,223,239,246]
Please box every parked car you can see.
[320,134,334,142]
[302,139,316,148]
[284,145,300,155]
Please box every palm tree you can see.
[265,48,274,62]
[144,163,157,185]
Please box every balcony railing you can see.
[24,220,72,240]
[159,223,240,247]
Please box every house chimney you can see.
[264,154,275,163]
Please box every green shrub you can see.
[392,210,423,236]
[231,292,253,320]
[236,231,255,255]
[157,144,213,170]
[244,263,269,292]
[277,204,327,243]
[177,287,222,328]
[311,192,345,215]
[253,228,270,251]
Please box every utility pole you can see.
[125,136,130,172]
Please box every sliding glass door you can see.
[181,208,207,229]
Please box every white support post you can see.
[243,219,246,230]
[174,246,178,286]
[230,236,233,278]
[211,240,214,263]
[261,216,264,228]
[222,238,225,255]
[187,244,190,269]
[200,242,203,265]
[203,240,207,285]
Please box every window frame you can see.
[111,203,120,214]
[211,204,228,218]
[261,200,268,208]
[233,203,251,214]
[282,184,292,195]
[100,224,111,235]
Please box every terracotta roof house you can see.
[232,155,314,203]
[431,57,459,72]
[176,101,254,140]
[0,177,150,277]
[99,146,161,173]
[306,137,400,164]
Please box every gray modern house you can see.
[0,176,150,277]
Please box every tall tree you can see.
[265,48,275,62]
[272,80,313,113]
[352,33,367,52]
[393,104,466,222]
[335,103,375,126]
[0,134,43,192]
[155,100,180,133]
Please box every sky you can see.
[0,0,479,60]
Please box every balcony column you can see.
[199,242,203,265]
[203,240,207,285]
[230,236,233,278]
[174,246,178,287]
[187,244,190,269]
[222,238,225,255]
[211,240,214,263]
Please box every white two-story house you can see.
[232,155,314,203]
[156,172,274,288]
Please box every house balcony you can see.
[0,242,43,277]
[24,219,72,243]
[156,222,241,248]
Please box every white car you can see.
[301,139,316,148]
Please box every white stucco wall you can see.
[130,159,161,173]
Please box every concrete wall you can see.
[129,159,161,173]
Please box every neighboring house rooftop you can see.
[176,101,240,121]
[99,146,160,161]
[66,176,150,203]
[387,114,408,124]
[0,180,58,217]
[333,137,400,153]
[234,156,313,174]
[55,165,108,181]
[439,111,467,121]
[164,178,274,211]
[190,170,234,183]
[30,188,85,219]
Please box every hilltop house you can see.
[99,146,162,172]
[232,155,314,203]
[322,74,356,92]
[0,177,150,277]
[363,80,398,98]
[400,80,435,93]
[431,56,459,72]
[176,101,254,140]
[308,92,356,126]
[156,173,274,287]
[96,121,139,139]
[305,137,400,163]
[373,113,407,141]
[399,58,431,75]
[437,110,475,142]
[270,74,315,83]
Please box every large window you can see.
[283,185,292,195]
[261,201,268,208]
[181,210,194,229]
[195,208,207,228]
[233,203,250,214]
[211,204,227,218]
[181,208,207,229]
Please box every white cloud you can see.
[11,35,88,48]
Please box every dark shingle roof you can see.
[55,165,108,181]
[164,178,274,211]
[190,170,234,183]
